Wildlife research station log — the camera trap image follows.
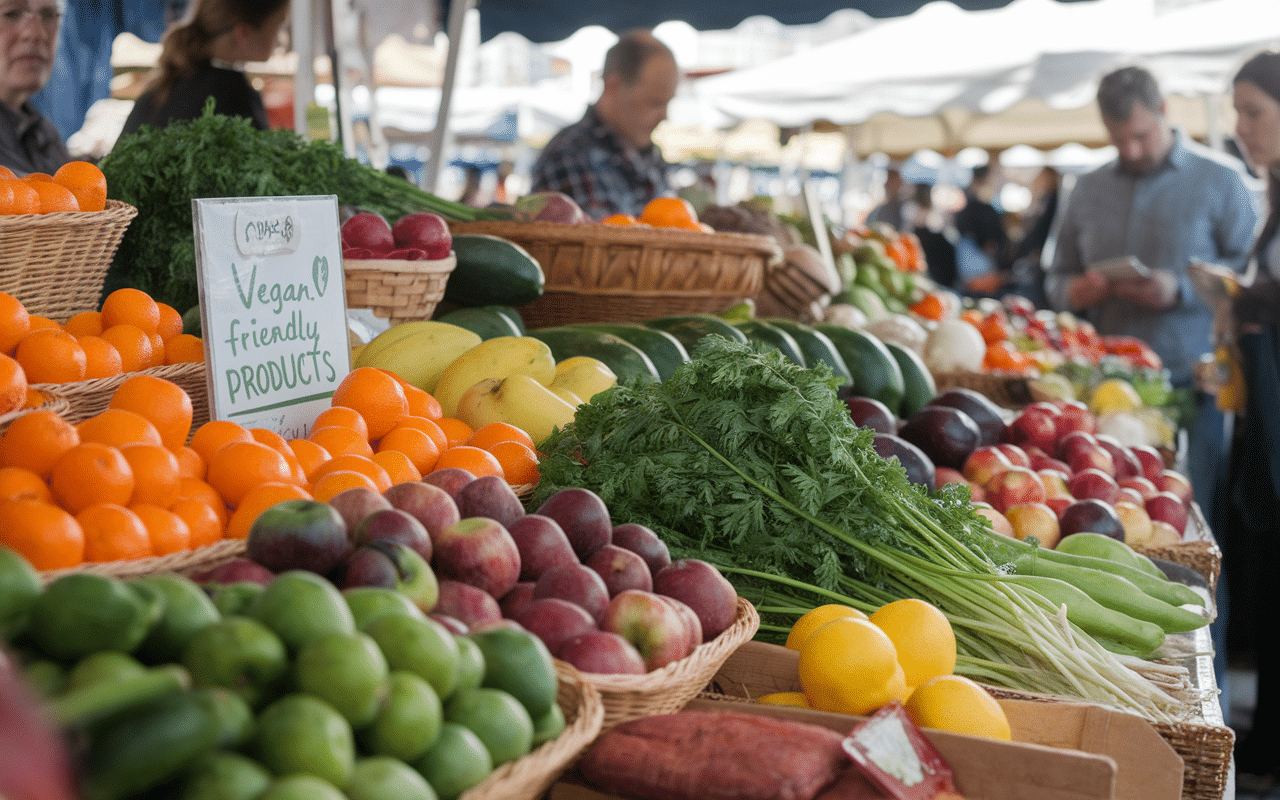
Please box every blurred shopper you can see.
[0,0,71,175]
[120,0,289,136]
[904,182,958,290]
[954,162,1012,296]
[1222,49,1280,787]
[1008,166,1063,307]
[866,166,909,231]
[530,29,678,219]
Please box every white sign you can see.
[193,196,350,437]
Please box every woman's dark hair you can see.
[1236,50,1280,273]
[147,0,290,106]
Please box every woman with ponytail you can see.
[119,0,288,136]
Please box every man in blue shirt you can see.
[530,29,678,220]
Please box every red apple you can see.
[1145,491,1189,534]
[498,581,536,620]
[585,544,654,597]
[1113,501,1154,548]
[1037,468,1073,500]
[984,466,1047,513]
[434,579,503,630]
[534,487,613,561]
[610,523,672,576]
[555,630,646,675]
[994,443,1032,469]
[341,212,395,254]
[421,467,477,500]
[1067,443,1115,478]
[599,589,691,671]
[1002,409,1058,455]
[657,595,702,658]
[1130,445,1166,484]
[391,211,452,259]
[328,486,393,534]
[1056,430,1100,463]
[532,563,611,623]
[432,517,522,599]
[1095,435,1141,481]
[1054,399,1097,438]
[455,475,526,529]
[1157,470,1194,505]
[974,504,1014,537]
[1004,502,1061,548]
[1067,468,1121,505]
[652,559,739,642]
[1118,476,1159,503]
[507,514,579,582]
[515,597,597,656]
[353,508,434,564]
[1027,451,1072,475]
[961,446,1013,486]
[381,481,460,542]
[1058,499,1125,540]
[934,466,968,487]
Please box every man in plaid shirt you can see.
[531,30,678,220]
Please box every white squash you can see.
[865,313,928,354]
[922,317,986,374]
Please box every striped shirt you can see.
[530,105,670,221]
[1047,128,1261,386]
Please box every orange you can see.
[601,213,641,226]
[206,440,299,508]
[0,166,12,179]
[312,406,370,440]
[331,367,409,440]
[487,440,539,486]
[119,443,182,506]
[225,482,311,540]
[49,442,135,514]
[63,311,105,337]
[15,328,86,383]
[639,197,700,229]
[250,428,306,484]
[467,421,537,452]
[28,180,79,213]
[903,675,1011,741]
[376,425,440,474]
[0,291,30,354]
[400,384,442,420]
[869,598,957,689]
[432,445,503,479]
[982,340,1033,373]
[168,497,223,548]
[0,408,80,478]
[977,312,1012,346]
[20,386,48,410]
[308,425,374,459]
[785,604,869,652]
[0,498,84,569]
[164,334,205,365]
[109,373,194,450]
[371,450,421,486]
[188,419,254,465]
[155,303,184,341]
[24,173,52,182]
[434,417,474,449]
[52,160,107,213]
[99,324,155,373]
[146,333,165,368]
[0,466,53,503]
[78,335,124,379]
[77,503,153,562]
[76,408,164,448]
[0,353,25,414]
[26,316,58,332]
[172,446,206,480]
[101,288,160,334]
[909,293,949,322]
[797,617,907,716]
[310,470,379,503]
[308,454,391,493]
[286,438,331,481]
[0,179,39,216]
[130,503,191,555]
[173,477,228,527]
[394,416,448,455]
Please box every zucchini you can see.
[528,327,661,384]
[434,306,523,340]
[734,320,807,367]
[486,305,527,335]
[643,315,749,355]
[570,323,689,381]
[884,341,937,418]
[761,319,852,383]
[814,324,905,413]
[446,233,545,306]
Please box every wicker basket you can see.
[462,660,605,800]
[344,254,456,323]
[1135,502,1222,589]
[0,200,138,323]
[931,369,1036,409]
[448,221,780,328]
[575,596,759,732]
[39,538,247,585]
[46,361,210,433]
[0,390,71,432]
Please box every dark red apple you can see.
[432,517,521,599]
[421,468,477,500]
[328,486,392,534]
[534,487,612,561]
[585,544,653,596]
[455,474,525,528]
[1058,498,1125,540]
[1057,430,1100,463]
[434,579,503,630]
[353,508,433,563]
[555,630,646,675]
[844,396,897,434]
[1067,468,1121,505]
[190,557,275,586]
[513,191,588,224]
[508,514,579,582]
[610,523,671,576]
[1145,491,1189,534]
[341,212,395,254]
[1003,407,1058,455]
[1095,434,1141,481]
[498,581,537,620]
[382,481,460,542]
[652,559,739,642]
[1130,445,1166,484]
[1067,443,1115,477]
[532,563,611,623]
[1053,399,1097,438]
[515,598,597,655]
[391,211,451,259]
[925,387,1007,446]
[599,589,691,671]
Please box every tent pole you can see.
[426,0,475,193]
[290,0,312,136]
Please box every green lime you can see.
[211,582,264,617]
[132,574,221,664]
[257,775,348,800]
[29,573,158,661]
[177,751,273,800]
[248,571,354,653]
[358,672,441,763]
[21,658,65,698]
[0,544,40,638]
[468,626,557,718]
[65,650,148,693]
[198,687,255,750]
[412,722,493,800]
[444,687,533,766]
[254,694,355,787]
[362,614,459,699]
[531,701,566,747]
[182,616,289,710]
[294,632,389,727]
[451,635,485,694]
[344,587,426,630]
[346,756,437,800]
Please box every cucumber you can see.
[734,320,807,367]
[570,323,690,381]
[762,319,853,384]
[643,315,749,355]
[434,306,523,340]
[445,233,545,307]
[813,324,905,413]
[528,327,661,384]
[883,341,937,418]
[486,305,526,335]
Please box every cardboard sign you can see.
[193,196,350,437]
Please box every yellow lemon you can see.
[785,603,868,651]
[798,617,906,716]
[755,692,811,708]
[869,598,956,688]
[1089,378,1143,415]
[904,674,1012,740]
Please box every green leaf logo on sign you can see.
[313,256,329,298]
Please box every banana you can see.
[358,322,482,393]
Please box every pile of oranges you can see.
[0,367,542,572]
[0,161,108,215]
[601,197,712,232]
[0,288,204,405]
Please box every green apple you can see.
[248,570,355,653]
[182,616,289,709]
[254,694,355,788]
[294,632,389,727]
[358,672,441,763]
[362,614,459,699]
[346,756,437,800]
